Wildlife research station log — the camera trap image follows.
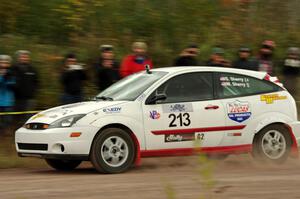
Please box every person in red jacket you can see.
[120,41,153,78]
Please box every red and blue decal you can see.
[150,110,161,119]
[227,101,251,123]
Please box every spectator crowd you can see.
[0,40,300,130]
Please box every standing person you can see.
[233,47,258,71]
[206,47,231,67]
[120,41,153,78]
[282,47,300,97]
[61,53,87,104]
[174,44,199,66]
[95,45,120,91]
[0,55,15,130]
[257,40,276,75]
[13,50,38,112]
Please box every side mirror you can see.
[146,93,167,105]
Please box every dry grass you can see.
[0,128,45,169]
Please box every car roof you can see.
[152,66,267,79]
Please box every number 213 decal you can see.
[169,113,191,127]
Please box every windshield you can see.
[96,71,168,101]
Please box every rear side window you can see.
[216,72,282,98]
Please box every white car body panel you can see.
[15,66,300,161]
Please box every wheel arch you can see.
[253,122,298,158]
[89,123,141,166]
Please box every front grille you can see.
[18,143,48,151]
[25,123,49,130]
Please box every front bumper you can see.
[15,126,99,158]
[18,153,89,160]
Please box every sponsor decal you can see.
[103,107,122,113]
[162,103,193,113]
[164,132,204,142]
[227,101,251,123]
[260,94,287,104]
[150,110,160,119]
[61,109,73,115]
[49,114,58,119]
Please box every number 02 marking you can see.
[168,113,191,127]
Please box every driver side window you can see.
[150,72,214,104]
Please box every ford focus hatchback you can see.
[15,66,300,173]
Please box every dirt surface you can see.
[1,155,300,199]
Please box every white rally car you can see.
[16,66,300,173]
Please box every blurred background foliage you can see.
[0,0,300,108]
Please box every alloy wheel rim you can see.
[261,130,286,160]
[101,136,129,167]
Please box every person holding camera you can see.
[94,45,120,91]
[207,47,231,67]
[61,53,87,104]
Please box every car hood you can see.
[26,101,127,124]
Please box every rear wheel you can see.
[90,128,135,174]
[45,159,82,171]
[252,124,292,163]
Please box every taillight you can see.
[264,74,284,88]
[264,74,271,81]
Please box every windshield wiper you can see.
[95,96,114,101]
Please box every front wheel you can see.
[90,128,135,174]
[252,124,292,163]
[45,159,82,171]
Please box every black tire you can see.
[45,159,82,171]
[252,124,292,164]
[90,128,135,174]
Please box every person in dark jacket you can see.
[233,47,259,71]
[0,55,15,129]
[174,44,199,66]
[282,47,300,96]
[95,45,120,91]
[12,50,38,112]
[61,53,87,104]
[207,47,231,67]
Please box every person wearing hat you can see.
[207,47,231,67]
[282,47,300,96]
[60,53,87,104]
[0,55,15,130]
[233,47,259,71]
[174,44,199,66]
[94,45,120,91]
[12,50,39,113]
[257,40,276,75]
[120,41,153,78]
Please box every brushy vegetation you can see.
[0,1,300,108]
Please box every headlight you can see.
[49,114,86,128]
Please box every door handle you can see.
[205,105,219,110]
